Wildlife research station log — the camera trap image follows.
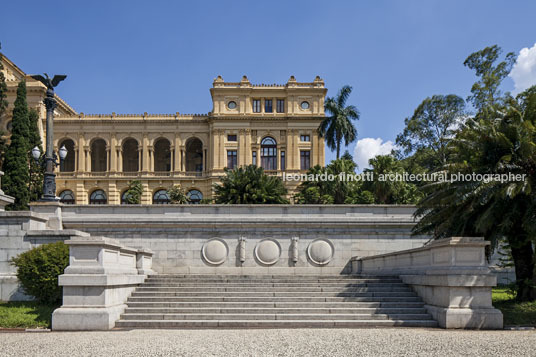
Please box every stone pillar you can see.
[118,148,123,173]
[148,146,154,172]
[142,135,149,172]
[174,135,181,173]
[85,146,91,172]
[110,135,117,173]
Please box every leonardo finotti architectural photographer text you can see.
[282,172,527,183]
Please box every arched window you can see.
[187,189,203,204]
[89,189,107,204]
[261,137,277,170]
[91,139,107,172]
[153,189,170,204]
[59,139,76,172]
[122,138,139,172]
[185,138,203,172]
[121,190,133,205]
[59,190,75,204]
[154,138,171,172]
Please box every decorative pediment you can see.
[0,54,26,82]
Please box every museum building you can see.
[0,54,326,204]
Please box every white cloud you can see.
[353,137,396,170]
[510,43,536,94]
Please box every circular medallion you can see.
[300,101,310,109]
[228,101,237,109]
[307,239,334,265]
[202,239,228,265]
[254,239,281,265]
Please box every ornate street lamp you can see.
[30,73,67,201]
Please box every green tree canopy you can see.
[168,184,188,204]
[213,165,289,204]
[414,92,536,301]
[463,45,516,116]
[0,44,8,169]
[319,85,359,158]
[28,109,43,202]
[123,180,143,204]
[2,81,30,210]
[396,94,466,170]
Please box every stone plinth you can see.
[352,237,503,329]
[52,236,153,330]
[0,171,14,211]
[29,201,63,230]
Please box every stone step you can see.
[148,275,401,279]
[123,307,429,314]
[136,287,413,293]
[124,301,426,308]
[130,291,417,297]
[127,296,422,303]
[137,284,411,290]
[119,313,433,321]
[140,282,407,289]
[115,319,439,328]
[145,279,403,284]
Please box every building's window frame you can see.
[153,189,170,204]
[276,99,285,113]
[261,137,277,171]
[187,189,203,204]
[227,134,237,142]
[89,189,107,205]
[252,99,261,113]
[227,149,238,169]
[300,134,310,142]
[252,151,257,166]
[59,190,75,204]
[280,150,285,171]
[265,99,273,113]
[300,150,311,170]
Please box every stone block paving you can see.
[0,328,534,357]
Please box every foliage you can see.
[463,45,516,117]
[28,109,44,202]
[414,91,536,300]
[319,85,360,158]
[361,155,422,204]
[168,184,189,204]
[395,94,466,170]
[493,288,536,326]
[0,301,57,328]
[213,165,289,204]
[10,242,69,304]
[124,180,143,204]
[2,81,30,210]
[0,44,8,169]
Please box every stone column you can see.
[110,135,117,173]
[311,133,318,166]
[142,135,149,172]
[77,136,85,173]
[85,145,91,172]
[174,135,181,173]
[148,146,154,173]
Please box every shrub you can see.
[10,242,69,304]
[168,184,188,204]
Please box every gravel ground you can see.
[0,328,535,357]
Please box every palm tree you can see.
[319,85,360,158]
[414,91,536,301]
[213,165,289,204]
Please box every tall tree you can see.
[396,94,466,170]
[0,43,9,169]
[213,165,289,204]
[414,92,536,301]
[2,81,30,210]
[28,109,44,201]
[319,85,359,158]
[463,45,516,116]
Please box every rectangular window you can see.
[227,150,237,169]
[300,150,310,170]
[265,99,273,113]
[252,99,261,113]
[227,134,237,141]
[252,151,257,166]
[300,134,310,142]
[280,151,285,170]
[276,99,285,113]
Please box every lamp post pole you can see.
[30,73,67,201]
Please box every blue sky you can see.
[2,1,536,167]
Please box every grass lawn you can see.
[0,301,57,329]
[493,287,536,327]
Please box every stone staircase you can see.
[115,275,438,328]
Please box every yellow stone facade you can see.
[1,55,326,204]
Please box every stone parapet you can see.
[351,237,503,329]
[52,236,154,330]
